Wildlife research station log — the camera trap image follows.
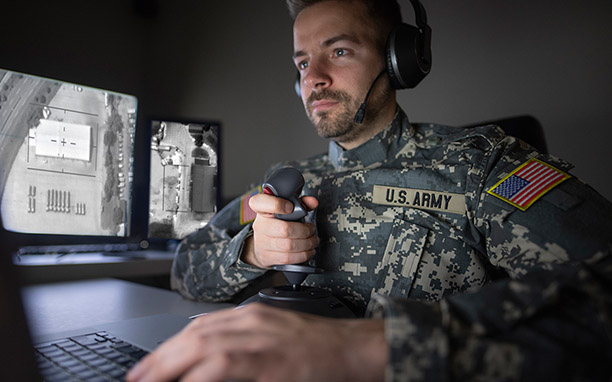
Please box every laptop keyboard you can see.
[35,331,148,382]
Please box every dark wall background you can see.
[1,0,611,203]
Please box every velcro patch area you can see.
[487,158,570,211]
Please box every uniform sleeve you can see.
[367,137,612,381]
[368,251,612,381]
[474,137,612,277]
[170,195,267,302]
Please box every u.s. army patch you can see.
[487,158,570,211]
[240,186,262,225]
[372,185,466,214]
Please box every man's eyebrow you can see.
[293,34,361,59]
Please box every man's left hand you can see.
[126,303,387,382]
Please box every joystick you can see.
[262,168,323,290]
[240,167,355,318]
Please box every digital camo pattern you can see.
[368,249,612,381]
[171,108,612,380]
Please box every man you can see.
[128,1,612,381]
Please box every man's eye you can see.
[298,61,309,70]
[334,48,346,57]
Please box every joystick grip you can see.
[262,167,307,222]
[262,167,322,289]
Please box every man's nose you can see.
[303,60,331,91]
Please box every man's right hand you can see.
[240,193,319,269]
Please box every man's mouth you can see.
[310,100,339,114]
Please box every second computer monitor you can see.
[149,119,220,240]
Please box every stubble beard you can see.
[305,86,390,144]
[306,89,361,142]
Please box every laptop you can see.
[2,242,217,381]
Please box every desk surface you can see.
[21,278,233,340]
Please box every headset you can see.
[294,0,432,96]
[386,0,432,89]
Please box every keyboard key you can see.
[88,343,107,351]
[86,357,109,368]
[53,339,73,348]
[73,368,97,379]
[57,357,81,368]
[107,368,127,378]
[67,362,88,372]
[97,363,117,373]
[115,343,141,355]
[36,345,56,354]
[62,344,83,352]
[96,347,115,356]
[51,353,73,363]
[104,350,124,360]
[86,376,108,382]
[132,350,148,360]
[38,348,64,358]
[122,359,139,369]
[71,335,99,347]
[115,356,133,366]
[79,353,99,362]
[71,349,94,358]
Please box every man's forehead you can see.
[292,1,374,53]
[294,1,368,29]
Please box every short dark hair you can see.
[286,0,402,49]
[286,0,401,24]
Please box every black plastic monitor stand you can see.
[239,168,355,318]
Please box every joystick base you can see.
[240,285,356,318]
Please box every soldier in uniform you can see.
[127,1,612,381]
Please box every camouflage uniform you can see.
[172,108,612,381]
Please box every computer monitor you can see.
[148,119,220,240]
[0,68,220,254]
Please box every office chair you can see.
[462,115,548,154]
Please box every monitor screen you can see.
[149,119,219,239]
[0,68,137,237]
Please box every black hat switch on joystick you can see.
[240,167,356,318]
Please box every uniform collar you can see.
[328,107,413,170]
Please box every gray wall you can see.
[1,0,611,202]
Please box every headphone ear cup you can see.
[386,23,431,89]
[294,71,301,97]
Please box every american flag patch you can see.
[487,158,570,211]
[240,186,262,225]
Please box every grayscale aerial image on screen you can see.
[0,69,136,236]
[149,120,218,239]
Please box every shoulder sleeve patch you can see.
[240,186,262,225]
[487,158,571,211]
